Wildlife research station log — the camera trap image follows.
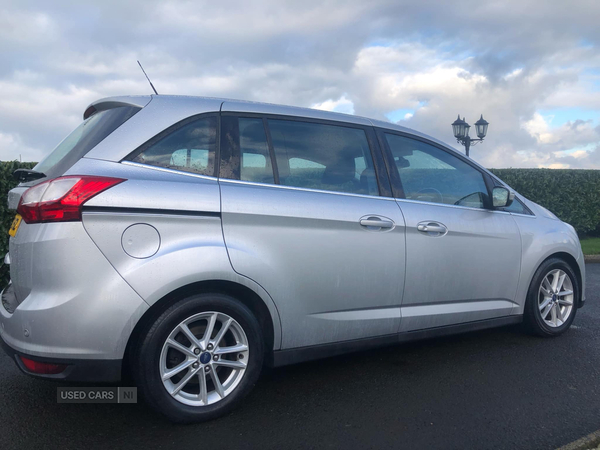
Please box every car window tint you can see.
[170,149,209,170]
[130,116,216,176]
[219,116,275,183]
[385,133,488,208]
[239,118,274,184]
[267,119,378,196]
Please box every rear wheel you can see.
[524,258,579,337]
[134,293,264,423]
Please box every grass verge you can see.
[580,237,600,256]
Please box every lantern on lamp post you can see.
[451,114,489,157]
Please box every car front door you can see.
[219,114,406,349]
[378,130,522,333]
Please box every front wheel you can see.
[523,258,579,337]
[134,293,264,423]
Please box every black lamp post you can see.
[451,114,489,157]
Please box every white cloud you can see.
[504,68,523,80]
[522,113,559,144]
[312,95,355,114]
[568,150,590,159]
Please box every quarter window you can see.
[385,133,488,208]
[501,196,531,215]
[268,119,379,196]
[129,116,217,176]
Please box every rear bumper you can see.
[0,335,122,382]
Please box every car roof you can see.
[87,94,479,168]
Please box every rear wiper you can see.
[13,169,46,183]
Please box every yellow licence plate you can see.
[8,214,22,237]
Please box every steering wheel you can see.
[415,188,443,203]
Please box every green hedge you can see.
[1,161,36,287]
[490,169,600,236]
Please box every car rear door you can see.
[377,129,522,332]
[218,112,406,349]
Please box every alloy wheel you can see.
[159,311,249,406]
[538,269,574,328]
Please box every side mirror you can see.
[492,186,515,208]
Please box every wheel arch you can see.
[123,279,279,380]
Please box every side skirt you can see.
[271,315,522,367]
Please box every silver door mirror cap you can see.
[492,186,515,208]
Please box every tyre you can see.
[523,257,579,337]
[134,293,264,423]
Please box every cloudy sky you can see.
[1,0,599,168]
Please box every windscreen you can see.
[33,105,140,180]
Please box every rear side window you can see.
[128,116,217,176]
[34,106,140,179]
[267,119,379,196]
[220,117,274,183]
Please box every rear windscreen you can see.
[33,105,140,180]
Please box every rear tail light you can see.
[17,176,125,224]
[19,356,68,375]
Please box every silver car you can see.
[2,95,585,422]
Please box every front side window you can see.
[385,133,488,208]
[267,119,379,196]
[129,116,217,176]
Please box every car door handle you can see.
[360,218,394,229]
[417,222,448,235]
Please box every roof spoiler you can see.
[83,96,152,120]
